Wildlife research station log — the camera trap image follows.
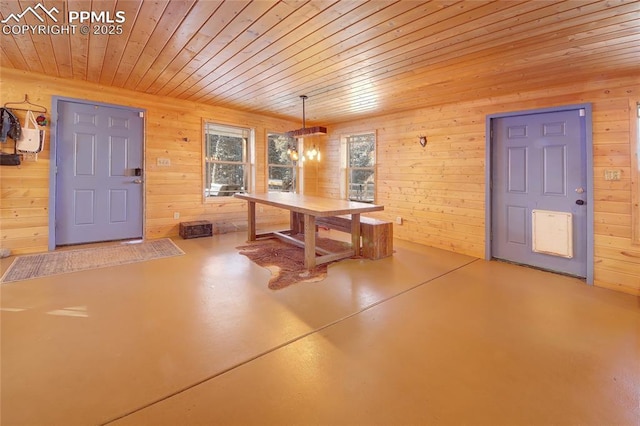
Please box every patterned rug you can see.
[0,239,185,283]
[237,236,353,290]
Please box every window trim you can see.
[342,131,376,203]
[202,120,253,201]
[266,132,297,193]
[631,101,640,244]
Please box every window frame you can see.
[266,132,297,193]
[203,121,253,200]
[344,132,377,203]
[631,101,640,244]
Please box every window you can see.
[347,133,376,202]
[632,101,640,244]
[204,122,251,197]
[267,133,296,192]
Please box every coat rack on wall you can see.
[3,94,47,113]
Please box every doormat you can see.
[237,237,353,290]
[1,239,185,284]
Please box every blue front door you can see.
[491,109,587,277]
[56,101,143,245]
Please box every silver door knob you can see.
[133,179,143,184]
[575,187,585,194]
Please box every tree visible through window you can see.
[267,133,296,192]
[204,122,250,197]
[632,102,640,244]
[347,133,375,202]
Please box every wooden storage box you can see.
[179,220,213,239]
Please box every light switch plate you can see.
[604,169,621,181]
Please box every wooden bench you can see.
[315,215,393,260]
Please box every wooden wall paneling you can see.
[326,46,638,123]
[110,1,170,87]
[631,99,640,244]
[144,0,248,95]
[198,1,353,104]
[0,1,43,74]
[42,0,72,78]
[0,46,14,68]
[0,31,22,69]
[134,0,224,93]
[162,1,268,99]
[1,65,638,295]
[83,0,114,82]
[322,76,639,295]
[0,67,295,254]
[272,2,638,119]
[191,0,339,103]
[2,2,638,126]
[97,1,142,85]
[202,0,402,107]
[123,0,197,91]
[250,0,523,110]
[19,8,57,75]
[229,0,510,111]
[65,0,91,80]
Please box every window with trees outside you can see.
[204,122,251,198]
[632,101,640,244]
[347,133,376,202]
[267,133,297,192]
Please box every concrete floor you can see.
[1,230,638,425]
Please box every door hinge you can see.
[138,111,144,118]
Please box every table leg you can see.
[247,201,256,241]
[351,212,361,257]
[304,214,316,268]
[290,211,301,235]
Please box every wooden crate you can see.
[179,220,213,239]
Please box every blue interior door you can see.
[491,109,587,277]
[56,101,143,245]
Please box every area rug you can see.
[0,239,185,284]
[237,237,353,290]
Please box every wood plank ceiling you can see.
[1,0,639,124]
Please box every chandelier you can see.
[286,95,325,162]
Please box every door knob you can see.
[133,179,143,184]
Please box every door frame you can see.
[48,97,146,251]
[485,104,594,284]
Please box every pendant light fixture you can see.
[285,95,327,138]
[285,95,325,162]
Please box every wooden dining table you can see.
[234,192,384,269]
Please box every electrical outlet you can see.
[173,212,180,219]
[395,216,403,225]
[258,206,264,213]
[157,158,171,166]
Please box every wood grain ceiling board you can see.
[0,0,638,124]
